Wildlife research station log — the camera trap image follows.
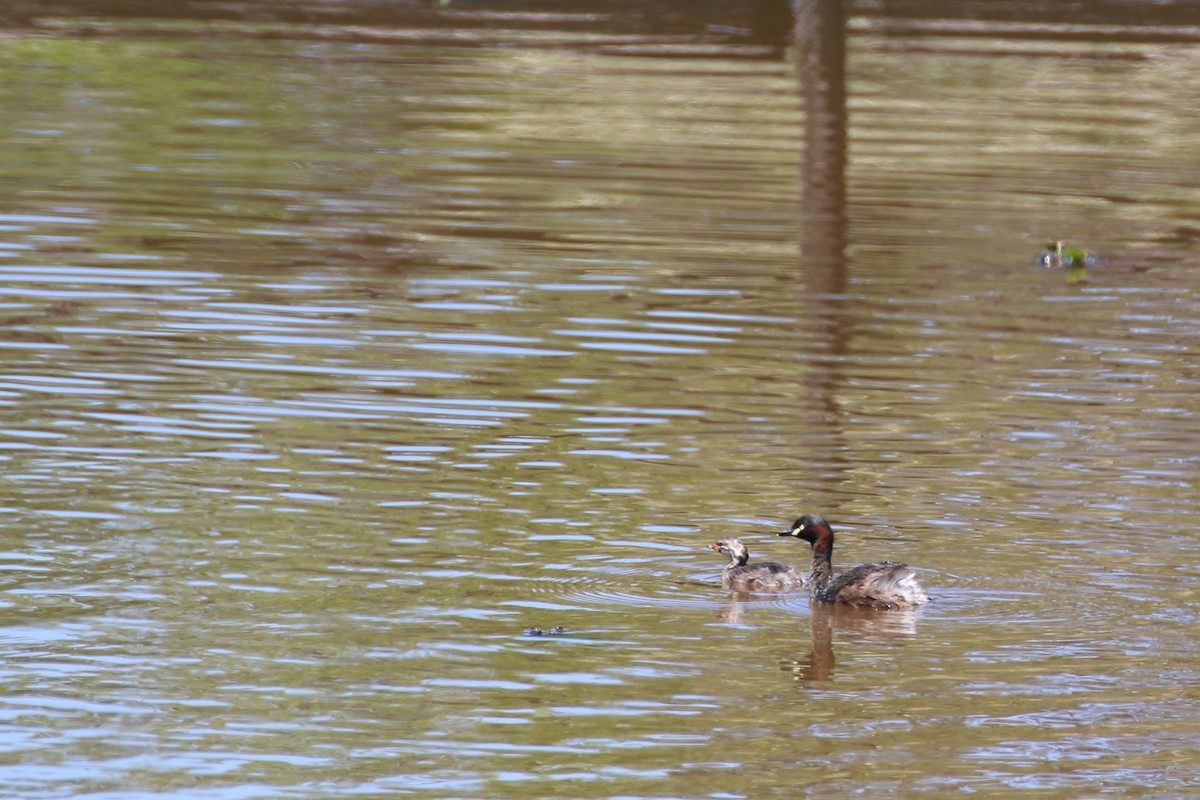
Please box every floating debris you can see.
[525,625,567,637]
[1038,241,1089,283]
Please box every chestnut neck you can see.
[807,524,836,588]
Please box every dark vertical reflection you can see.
[793,0,848,293]
[783,605,836,683]
[791,0,851,496]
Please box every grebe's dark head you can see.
[708,537,750,565]
[778,513,831,544]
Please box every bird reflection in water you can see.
[711,597,920,682]
[783,604,922,684]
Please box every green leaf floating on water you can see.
[1064,247,1087,267]
[1038,241,1088,281]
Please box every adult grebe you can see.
[779,514,928,610]
[708,537,806,593]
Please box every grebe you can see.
[708,537,806,593]
[779,514,928,610]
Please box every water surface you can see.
[0,9,1198,799]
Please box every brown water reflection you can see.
[0,7,1199,800]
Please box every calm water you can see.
[1,9,1198,800]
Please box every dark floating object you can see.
[708,537,806,593]
[779,514,929,610]
[525,625,566,637]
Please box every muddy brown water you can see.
[0,11,1197,799]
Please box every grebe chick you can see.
[708,537,806,593]
[779,514,929,610]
